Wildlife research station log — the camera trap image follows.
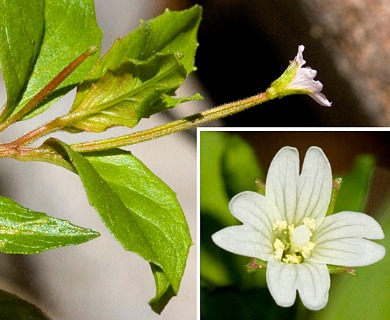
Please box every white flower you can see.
[266,45,332,107]
[287,45,332,107]
[212,146,385,310]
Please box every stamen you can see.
[283,254,302,264]
[273,220,287,231]
[272,221,316,264]
[301,242,316,259]
[303,217,316,230]
[273,239,285,260]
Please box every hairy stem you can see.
[0,91,270,168]
[72,92,269,152]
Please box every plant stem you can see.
[0,144,74,171]
[0,91,270,169]
[1,91,269,158]
[0,46,97,132]
[72,92,269,152]
[2,117,65,148]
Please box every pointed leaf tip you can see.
[0,195,99,254]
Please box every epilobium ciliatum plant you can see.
[0,1,330,317]
[212,146,385,310]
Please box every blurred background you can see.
[166,0,390,126]
[232,131,390,213]
[200,130,390,320]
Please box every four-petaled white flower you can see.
[266,45,332,107]
[212,146,385,310]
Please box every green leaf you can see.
[69,5,202,132]
[200,131,265,288]
[6,0,102,121]
[0,289,51,320]
[65,53,200,132]
[0,195,99,254]
[200,131,234,226]
[47,140,192,314]
[222,134,264,198]
[0,0,45,111]
[155,92,204,111]
[200,131,262,226]
[79,5,201,79]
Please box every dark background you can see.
[159,0,372,126]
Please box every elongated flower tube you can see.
[266,45,332,107]
[212,146,384,310]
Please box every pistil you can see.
[272,219,316,264]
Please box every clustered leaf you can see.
[66,53,193,132]
[67,5,202,132]
[0,2,202,315]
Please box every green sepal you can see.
[254,177,266,196]
[327,264,356,275]
[265,60,311,100]
[245,258,267,273]
[326,177,342,216]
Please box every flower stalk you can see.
[71,92,268,152]
[0,45,331,163]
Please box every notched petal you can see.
[266,258,298,307]
[266,147,299,224]
[266,259,330,311]
[311,211,385,266]
[296,263,330,311]
[296,146,332,225]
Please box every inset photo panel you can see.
[199,129,390,320]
